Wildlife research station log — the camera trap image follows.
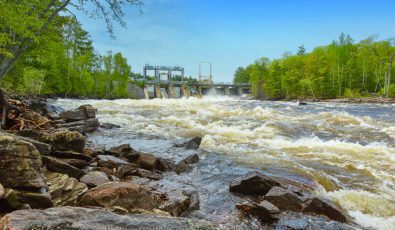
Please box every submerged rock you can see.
[229,171,281,196]
[80,171,110,187]
[0,134,46,189]
[46,172,88,206]
[38,130,86,153]
[0,207,215,230]
[78,182,163,212]
[55,118,100,134]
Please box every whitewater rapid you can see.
[53,97,395,229]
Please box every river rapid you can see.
[52,97,395,229]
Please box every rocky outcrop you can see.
[46,172,88,206]
[0,134,46,189]
[78,182,163,212]
[38,130,86,153]
[18,136,51,155]
[229,171,281,196]
[59,104,95,122]
[0,207,215,230]
[80,171,110,187]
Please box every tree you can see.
[0,0,142,113]
[233,67,249,84]
[297,44,306,56]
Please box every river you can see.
[52,97,395,229]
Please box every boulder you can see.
[105,144,133,157]
[0,207,215,230]
[46,172,88,206]
[51,150,93,162]
[303,197,348,223]
[0,183,4,200]
[100,123,121,129]
[229,172,281,196]
[78,182,162,212]
[156,157,176,172]
[59,104,95,122]
[135,153,158,170]
[264,186,304,212]
[4,188,53,209]
[116,163,139,178]
[174,153,200,173]
[80,171,110,187]
[97,155,132,169]
[18,136,51,155]
[57,158,90,168]
[236,200,280,221]
[131,168,163,180]
[55,118,100,134]
[42,156,84,179]
[0,134,46,189]
[160,190,191,217]
[38,130,86,153]
[176,137,202,149]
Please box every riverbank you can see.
[0,96,375,229]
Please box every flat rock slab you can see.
[80,171,110,187]
[0,207,215,230]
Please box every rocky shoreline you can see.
[0,95,363,229]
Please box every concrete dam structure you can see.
[129,64,251,99]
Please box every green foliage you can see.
[235,33,395,99]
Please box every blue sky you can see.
[75,0,395,82]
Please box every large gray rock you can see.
[0,134,46,189]
[38,130,86,153]
[78,182,163,212]
[229,171,281,196]
[80,171,110,187]
[46,172,88,206]
[0,207,215,230]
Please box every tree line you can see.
[0,0,143,99]
[234,33,395,99]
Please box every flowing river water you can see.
[52,97,395,229]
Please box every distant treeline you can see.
[234,34,395,99]
[0,15,143,99]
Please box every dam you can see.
[128,64,251,99]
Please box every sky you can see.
[75,0,395,82]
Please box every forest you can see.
[0,1,143,99]
[234,34,395,99]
